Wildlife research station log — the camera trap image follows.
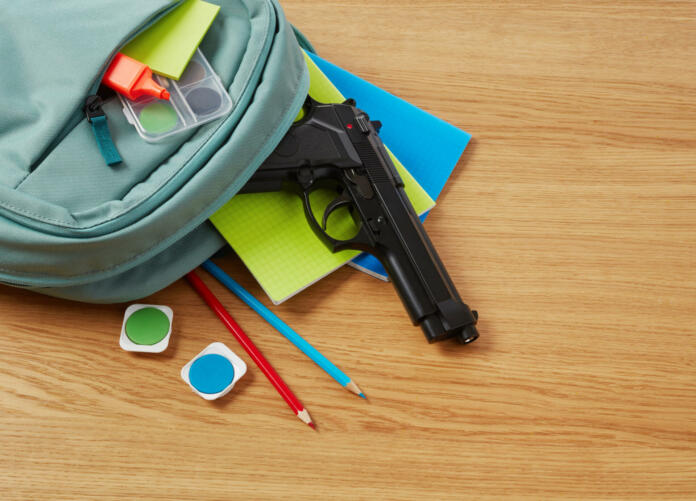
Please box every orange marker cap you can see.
[102,53,170,101]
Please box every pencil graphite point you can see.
[297,408,314,428]
[345,381,366,399]
[308,422,316,430]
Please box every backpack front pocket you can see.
[1,0,279,237]
[0,0,179,187]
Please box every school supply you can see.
[210,53,435,305]
[103,53,170,101]
[202,260,365,398]
[121,0,221,80]
[119,304,173,353]
[181,342,247,400]
[0,1,312,302]
[119,49,233,142]
[186,271,315,428]
[307,53,473,281]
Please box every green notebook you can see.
[121,0,220,80]
[210,53,435,304]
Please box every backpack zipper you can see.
[85,94,122,166]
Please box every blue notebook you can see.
[308,53,472,280]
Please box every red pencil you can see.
[186,271,315,430]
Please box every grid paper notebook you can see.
[209,53,435,304]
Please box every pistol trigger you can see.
[322,193,353,231]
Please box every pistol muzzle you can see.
[458,320,480,344]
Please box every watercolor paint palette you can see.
[119,304,173,353]
[181,342,247,400]
[119,49,233,142]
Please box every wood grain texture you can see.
[1,1,695,499]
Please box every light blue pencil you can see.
[202,260,366,399]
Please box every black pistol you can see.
[242,97,479,344]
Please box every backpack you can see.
[0,0,313,302]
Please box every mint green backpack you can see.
[0,0,312,302]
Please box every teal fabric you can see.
[0,0,176,182]
[0,0,310,302]
[89,115,122,166]
[292,26,317,54]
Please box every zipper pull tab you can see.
[85,94,122,166]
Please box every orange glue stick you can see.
[102,53,170,100]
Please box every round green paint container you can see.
[120,304,173,353]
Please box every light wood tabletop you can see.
[1,1,695,499]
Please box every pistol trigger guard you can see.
[300,188,341,251]
[300,188,374,254]
[331,224,375,253]
[322,193,353,231]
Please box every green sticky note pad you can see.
[209,53,435,304]
[121,0,220,80]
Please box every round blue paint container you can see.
[188,354,235,395]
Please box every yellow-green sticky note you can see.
[210,52,435,304]
[121,0,220,80]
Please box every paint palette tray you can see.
[119,49,233,142]
[120,304,173,353]
[181,342,247,400]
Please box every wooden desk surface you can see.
[1,1,694,499]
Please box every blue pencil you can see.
[202,260,366,399]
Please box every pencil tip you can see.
[297,409,314,427]
[345,381,365,397]
[359,392,366,399]
[308,422,316,430]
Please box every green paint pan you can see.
[120,304,173,353]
